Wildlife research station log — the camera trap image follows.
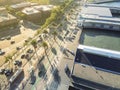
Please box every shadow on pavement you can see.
[53,68,61,84]
[9,71,24,90]
[37,62,46,78]
[60,46,69,57]
[58,35,64,41]
[0,26,21,39]
[51,47,57,55]
[46,68,61,90]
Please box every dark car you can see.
[14,60,22,66]
[0,69,5,74]
[4,69,13,76]
[25,54,31,60]
[21,54,25,59]
[10,40,15,44]
[16,47,22,50]
[29,76,36,84]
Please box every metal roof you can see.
[81,6,112,17]
[22,7,40,15]
[78,45,120,60]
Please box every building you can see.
[33,5,55,18]
[20,5,55,23]
[10,2,38,11]
[71,45,120,90]
[21,7,41,22]
[86,4,120,15]
[77,5,120,31]
[0,7,18,27]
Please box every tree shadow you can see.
[58,35,64,41]
[43,74,48,82]
[9,71,24,90]
[46,68,61,90]
[60,46,69,57]
[52,68,61,84]
[0,26,21,40]
[37,62,46,78]
[22,21,40,30]
[39,55,45,63]
[51,47,57,55]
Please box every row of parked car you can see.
[0,60,22,76]
[0,68,13,76]
[0,48,33,76]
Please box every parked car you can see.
[4,69,13,76]
[16,47,22,50]
[6,36,11,40]
[0,69,5,74]
[11,41,15,44]
[27,49,33,54]
[21,54,25,59]
[14,60,22,66]
[1,37,5,41]
[0,50,5,55]
[25,54,30,60]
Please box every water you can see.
[80,29,120,51]
[99,1,120,7]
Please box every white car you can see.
[0,50,5,55]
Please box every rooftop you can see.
[72,45,120,89]
[78,45,120,59]
[22,7,40,15]
[0,14,16,22]
[0,8,16,22]
[11,2,38,9]
[0,7,6,11]
[79,5,120,27]
[81,6,112,17]
[33,5,54,11]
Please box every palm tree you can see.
[43,29,53,47]
[43,29,49,35]
[5,55,13,69]
[52,30,58,41]
[42,41,53,68]
[31,39,39,60]
[42,41,48,53]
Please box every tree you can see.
[42,41,53,68]
[52,30,58,41]
[5,55,13,69]
[31,39,39,60]
[43,29,49,39]
[42,41,48,51]
[43,29,49,35]
[31,39,37,49]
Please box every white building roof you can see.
[0,13,16,22]
[22,7,40,15]
[78,45,120,60]
[33,5,54,11]
[81,6,112,17]
[11,2,38,9]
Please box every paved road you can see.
[21,0,82,90]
